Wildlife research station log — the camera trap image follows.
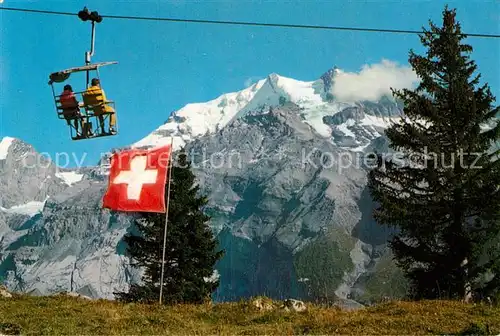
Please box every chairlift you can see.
[48,7,118,141]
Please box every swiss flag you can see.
[102,145,172,213]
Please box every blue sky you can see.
[1,0,499,167]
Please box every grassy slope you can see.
[0,295,499,335]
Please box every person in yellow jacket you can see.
[83,78,116,134]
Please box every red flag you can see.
[102,145,172,213]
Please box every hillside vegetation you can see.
[0,294,499,335]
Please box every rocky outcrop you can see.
[0,285,12,298]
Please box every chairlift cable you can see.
[0,6,499,38]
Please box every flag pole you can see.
[159,136,174,305]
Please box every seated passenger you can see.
[83,78,116,134]
[60,84,84,136]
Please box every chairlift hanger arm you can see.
[86,21,95,64]
[78,7,103,65]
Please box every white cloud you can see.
[244,76,261,88]
[331,59,419,102]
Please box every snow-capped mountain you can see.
[132,79,267,150]
[132,68,403,154]
[4,63,473,305]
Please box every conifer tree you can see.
[367,6,500,301]
[114,149,224,304]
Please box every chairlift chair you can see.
[49,62,118,140]
[48,7,118,141]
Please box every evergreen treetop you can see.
[367,6,500,301]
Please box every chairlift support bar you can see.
[78,7,103,86]
[87,21,96,65]
[85,21,96,86]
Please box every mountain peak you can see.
[131,78,267,151]
[267,72,280,80]
[264,72,289,89]
[319,66,343,93]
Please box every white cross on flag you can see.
[102,145,172,213]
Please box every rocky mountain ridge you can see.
[6,64,494,304]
